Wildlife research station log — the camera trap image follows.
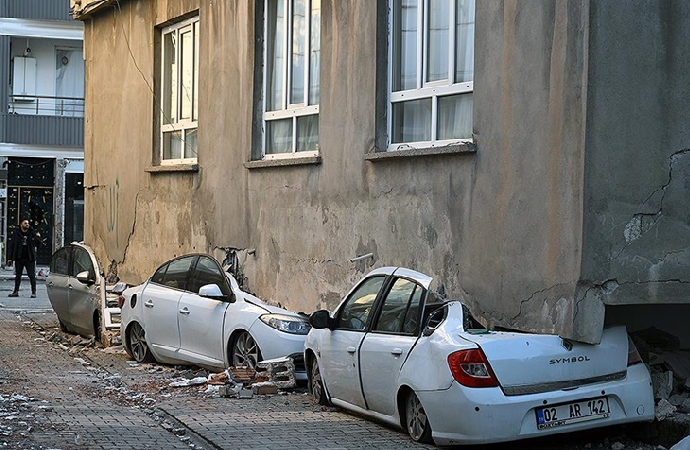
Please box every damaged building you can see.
[71,0,690,345]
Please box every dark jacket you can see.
[7,227,41,262]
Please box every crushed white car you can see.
[120,254,309,379]
[305,267,654,445]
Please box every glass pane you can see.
[163,130,183,159]
[296,114,318,151]
[180,28,193,120]
[185,128,198,158]
[309,0,320,104]
[162,31,177,125]
[193,21,199,120]
[455,0,475,82]
[336,276,385,330]
[265,118,292,154]
[437,93,473,139]
[374,278,419,333]
[162,256,195,291]
[151,263,169,284]
[71,247,94,278]
[392,0,417,91]
[266,0,286,111]
[189,256,230,297]
[291,0,307,104]
[391,98,431,143]
[427,0,449,82]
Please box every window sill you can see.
[365,142,476,161]
[244,155,322,169]
[145,163,199,173]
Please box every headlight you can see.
[259,314,311,335]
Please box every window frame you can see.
[261,0,320,160]
[387,0,474,151]
[159,16,200,165]
[370,276,426,336]
[334,275,387,331]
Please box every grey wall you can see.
[2,114,84,147]
[579,1,690,340]
[0,0,72,20]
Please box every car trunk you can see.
[461,326,629,394]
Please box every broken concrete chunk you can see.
[256,357,296,389]
[656,398,677,421]
[169,376,207,388]
[669,394,688,407]
[228,366,256,384]
[611,442,625,450]
[660,351,690,382]
[252,382,278,396]
[678,398,690,414]
[219,384,242,398]
[237,388,253,399]
[652,371,674,400]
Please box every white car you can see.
[120,254,310,379]
[305,267,654,446]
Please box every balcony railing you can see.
[8,94,84,117]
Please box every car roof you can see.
[366,266,433,289]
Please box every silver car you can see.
[46,243,121,338]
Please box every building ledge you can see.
[145,163,199,173]
[244,155,322,169]
[365,142,476,161]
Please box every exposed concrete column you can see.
[53,158,66,252]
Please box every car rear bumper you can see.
[417,363,654,445]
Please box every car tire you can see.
[231,331,262,368]
[404,391,433,443]
[127,322,154,363]
[58,319,69,332]
[309,356,329,405]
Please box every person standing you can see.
[7,219,41,298]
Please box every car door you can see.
[318,275,386,408]
[68,245,98,335]
[177,256,231,365]
[46,246,71,325]
[141,256,196,358]
[359,277,425,415]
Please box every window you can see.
[50,247,69,275]
[161,256,195,291]
[160,16,199,163]
[71,247,94,279]
[373,278,424,335]
[262,0,320,158]
[151,263,169,285]
[388,0,474,150]
[335,276,385,330]
[188,256,231,297]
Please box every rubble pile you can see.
[631,327,690,421]
[0,393,58,448]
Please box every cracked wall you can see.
[578,1,690,343]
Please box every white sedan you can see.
[120,254,309,379]
[305,267,654,445]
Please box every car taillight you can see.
[117,295,125,309]
[447,348,499,388]
[627,336,642,366]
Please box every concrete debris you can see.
[679,398,690,414]
[669,394,689,407]
[634,327,681,352]
[169,377,208,388]
[653,371,675,400]
[228,366,257,384]
[656,398,677,421]
[671,435,690,450]
[73,357,90,366]
[611,442,625,450]
[256,357,296,389]
[207,371,230,386]
[252,381,278,396]
[659,351,690,383]
[237,388,253,399]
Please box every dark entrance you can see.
[64,172,84,243]
[7,158,54,265]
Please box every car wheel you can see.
[232,331,261,368]
[58,319,68,332]
[405,391,433,443]
[310,357,329,405]
[127,322,154,363]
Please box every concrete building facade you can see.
[72,0,690,344]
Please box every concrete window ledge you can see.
[145,163,199,173]
[244,155,322,169]
[365,143,476,161]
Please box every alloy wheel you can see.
[128,322,152,363]
[311,357,328,405]
[232,331,260,368]
[405,392,431,442]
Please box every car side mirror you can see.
[309,310,333,329]
[198,283,226,300]
[76,270,95,285]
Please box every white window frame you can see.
[262,0,319,160]
[160,16,199,165]
[387,0,474,151]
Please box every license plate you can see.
[536,396,610,430]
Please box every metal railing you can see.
[8,94,85,117]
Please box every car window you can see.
[188,256,231,297]
[151,263,168,285]
[70,247,95,279]
[50,247,69,275]
[373,278,424,335]
[161,256,195,291]
[335,276,385,331]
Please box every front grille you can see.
[502,371,627,396]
